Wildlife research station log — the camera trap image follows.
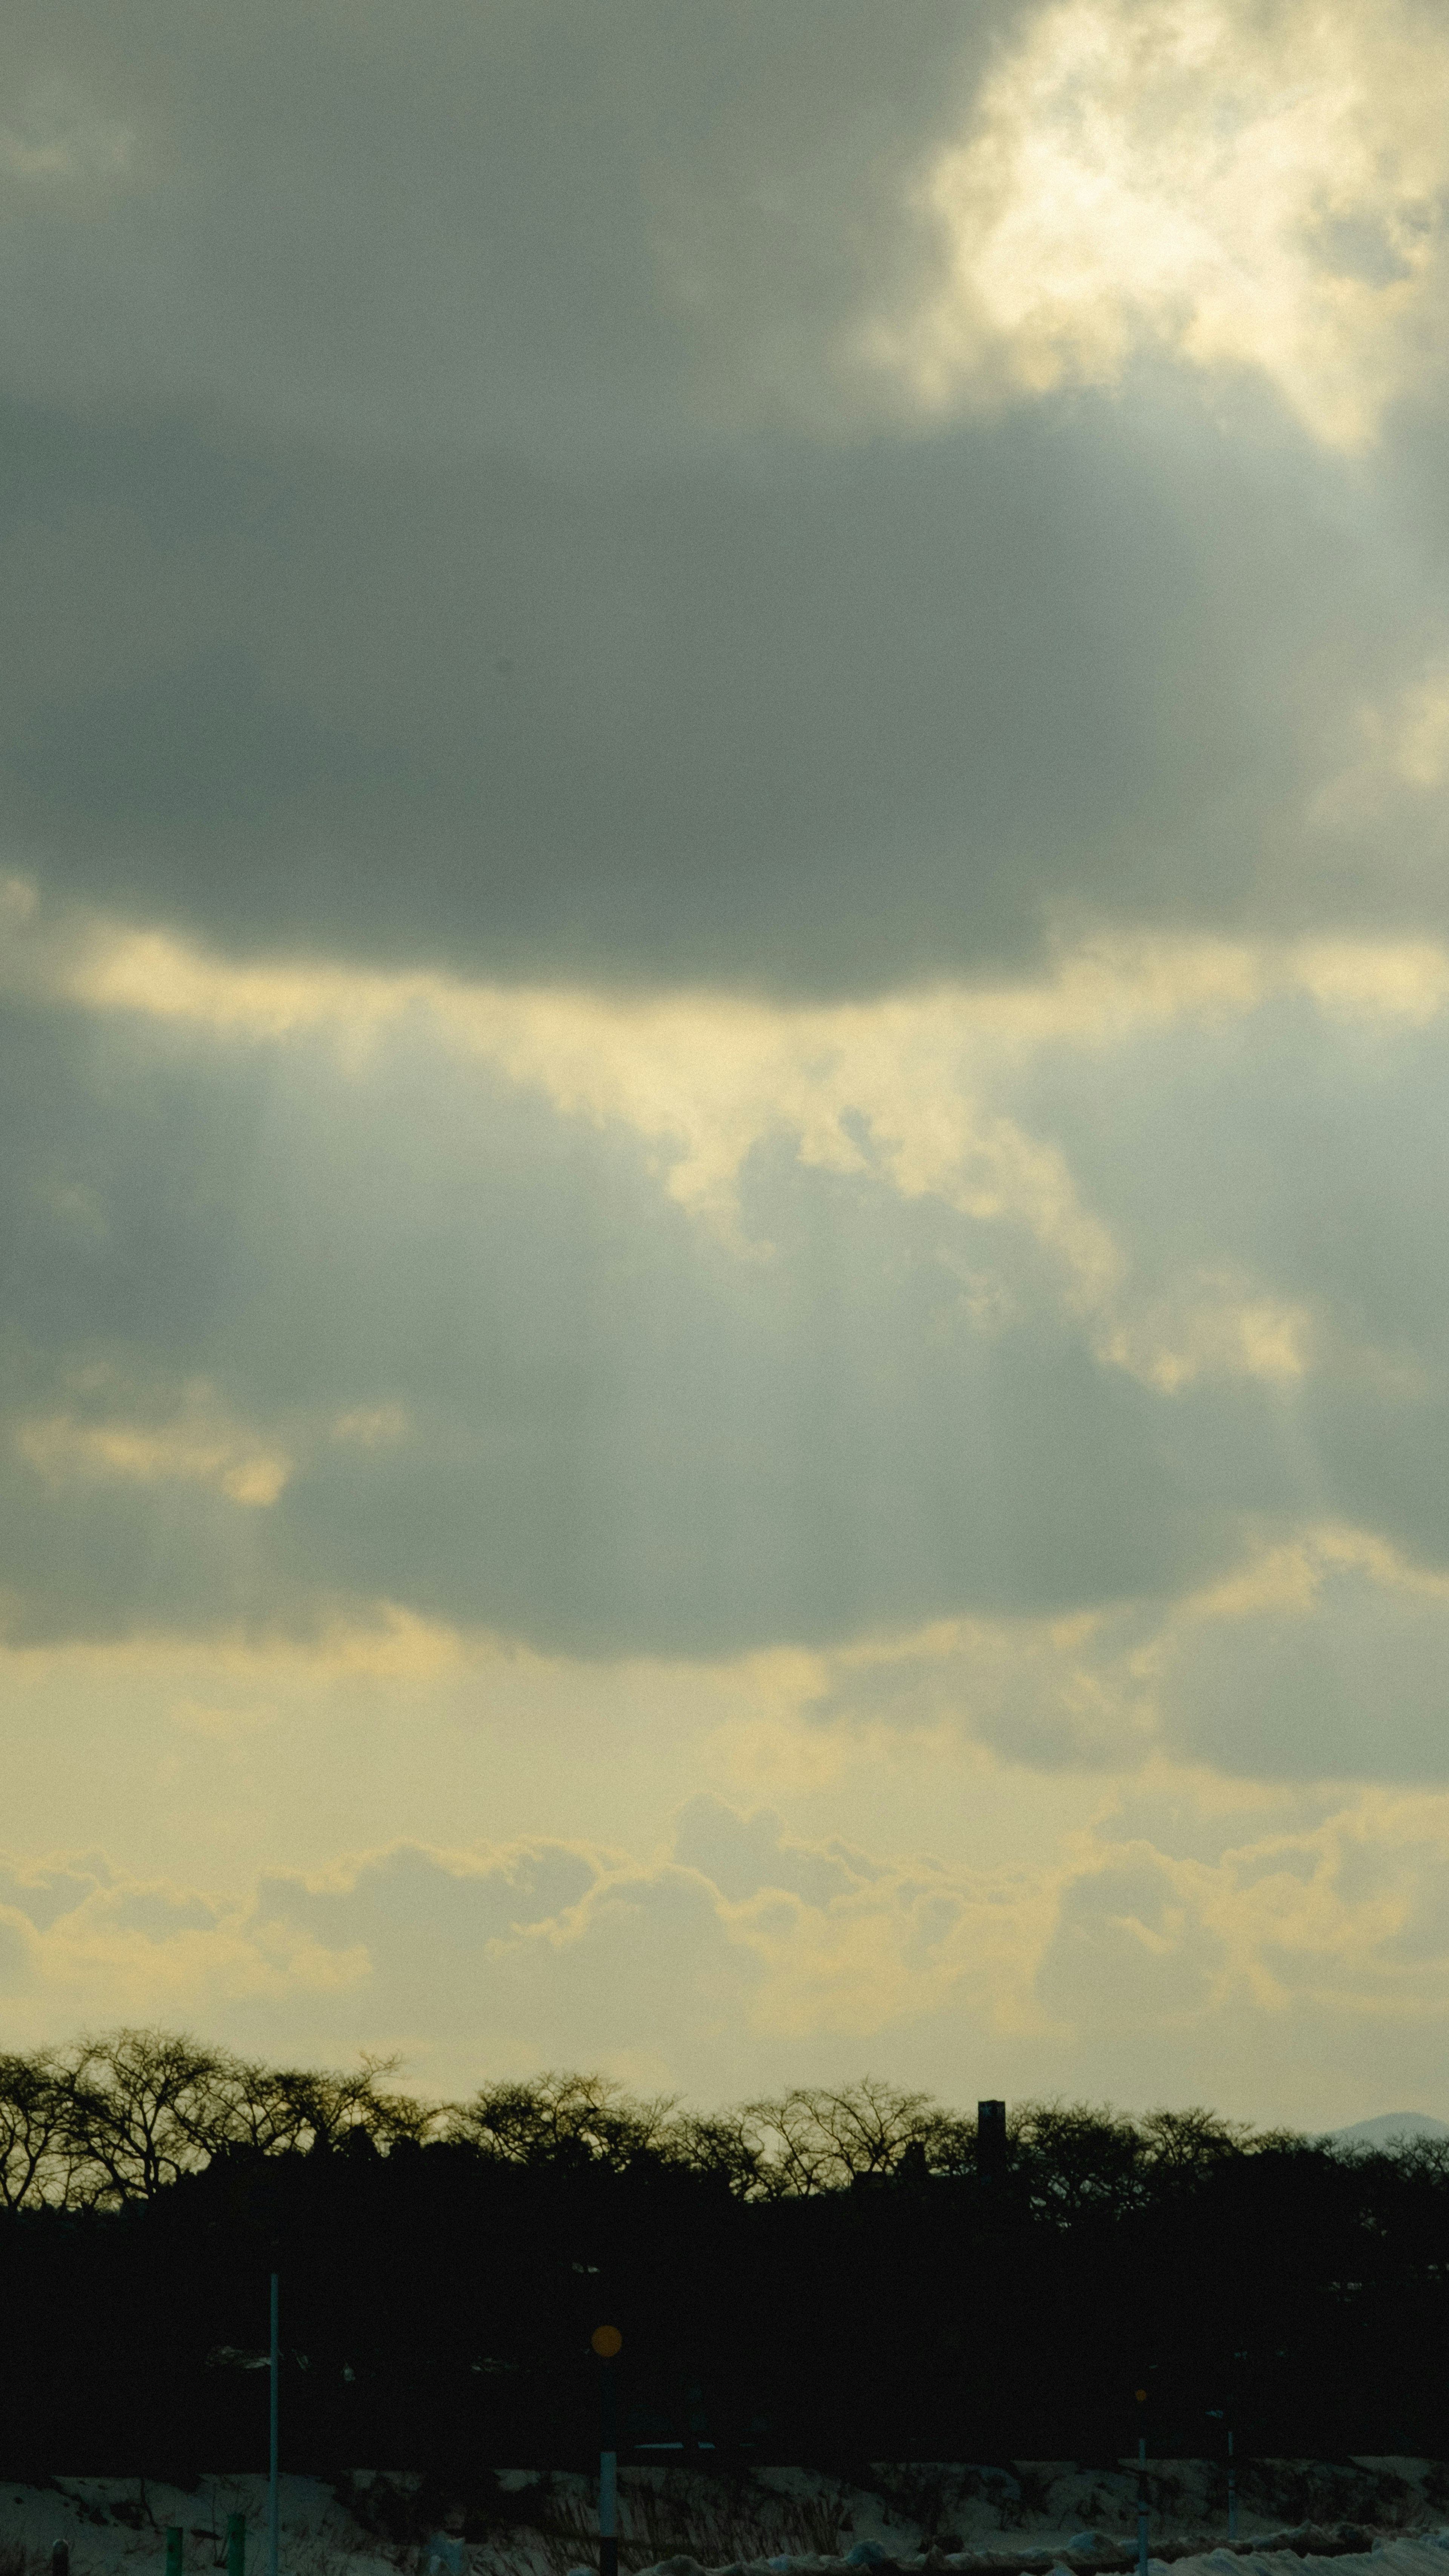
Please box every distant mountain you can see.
[1329,2110,1449,2146]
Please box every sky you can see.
[5,0,1449,2127]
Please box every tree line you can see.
[0,2025,1315,2208]
[4,2029,1449,2477]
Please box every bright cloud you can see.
[869,0,1449,447]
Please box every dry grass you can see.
[1237,2461,1420,2532]
[497,2472,858,2576]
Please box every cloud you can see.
[871,0,1449,449]
[252,1841,598,1971]
[3,392,1364,990]
[8,1783,1449,2121]
[0,1,975,461]
[0,115,131,189]
[18,899,1415,1389]
[9,903,1449,1689]
[17,1401,291,1508]
[797,1526,1449,1789]
[0,1855,111,1930]
[1320,664,1449,812]
[1161,1533,1449,1781]
[808,1610,1160,1773]
[0,9,1447,987]
[1034,1842,1231,2032]
[671,1793,880,1908]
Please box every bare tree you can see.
[54,2028,232,2204]
[1136,2104,1259,2174]
[0,2048,74,2208]
[670,2109,767,2198]
[227,2053,430,2154]
[735,2079,976,2195]
[446,2070,681,2172]
[0,2032,454,2202]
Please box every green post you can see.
[165,2532,184,2576]
[227,2515,247,2576]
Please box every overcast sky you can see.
[5,0,1449,2124]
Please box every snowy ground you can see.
[5,2463,1449,2576]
